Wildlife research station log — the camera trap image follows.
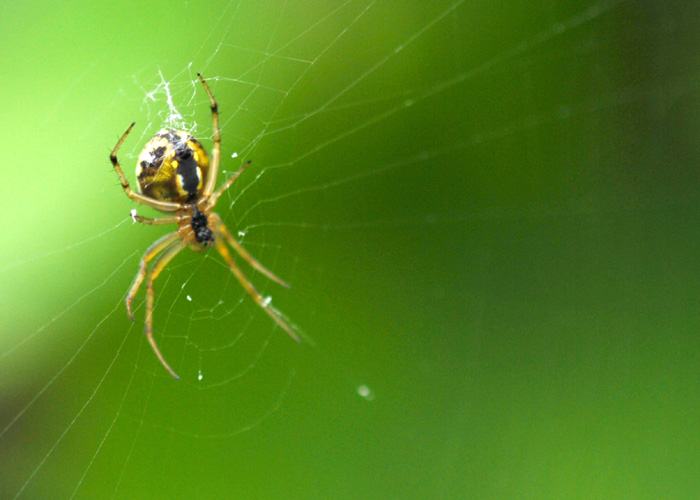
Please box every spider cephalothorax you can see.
[110,74,300,379]
[190,204,214,246]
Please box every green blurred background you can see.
[2,0,700,498]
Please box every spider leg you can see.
[132,214,183,226]
[144,240,187,379]
[210,213,290,288]
[110,123,185,213]
[208,160,251,206]
[213,232,300,343]
[197,73,221,199]
[126,232,180,321]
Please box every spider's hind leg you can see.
[210,213,289,288]
[212,224,300,343]
[143,240,187,379]
[126,232,181,321]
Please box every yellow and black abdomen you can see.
[136,129,210,204]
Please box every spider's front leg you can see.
[208,160,252,206]
[110,122,183,213]
[198,73,221,198]
[131,213,183,225]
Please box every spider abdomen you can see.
[136,129,210,204]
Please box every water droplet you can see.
[357,384,375,401]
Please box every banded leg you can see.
[145,240,187,379]
[126,232,181,320]
[110,122,184,212]
[213,234,300,343]
[210,213,289,288]
[198,73,221,198]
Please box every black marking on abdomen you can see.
[176,148,199,196]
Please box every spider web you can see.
[2,0,700,498]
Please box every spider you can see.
[110,73,299,380]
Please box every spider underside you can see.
[110,73,299,379]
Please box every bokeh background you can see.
[2,0,700,498]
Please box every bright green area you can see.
[1,1,700,499]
